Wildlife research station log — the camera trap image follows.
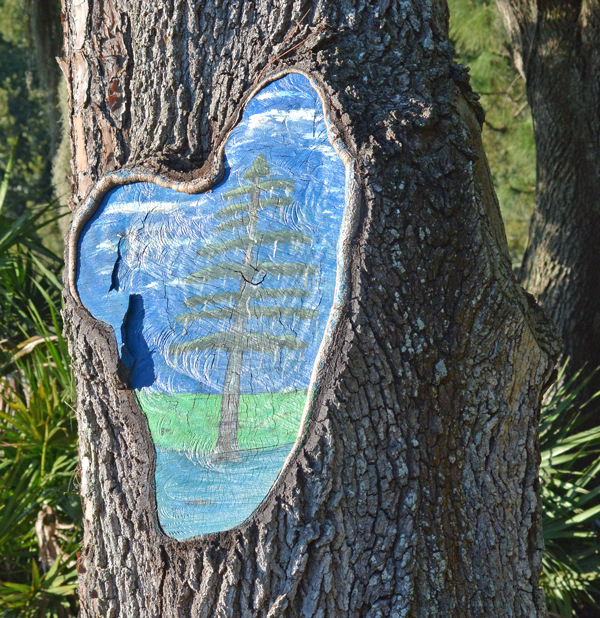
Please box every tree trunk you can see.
[214,182,259,462]
[62,0,560,616]
[496,0,600,386]
[214,346,243,462]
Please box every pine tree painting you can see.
[170,154,318,462]
[76,73,348,538]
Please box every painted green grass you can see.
[136,389,307,453]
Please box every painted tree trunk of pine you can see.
[181,157,309,461]
[214,346,244,462]
[214,177,258,461]
[496,0,600,387]
[62,1,560,616]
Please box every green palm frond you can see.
[539,366,600,616]
[0,154,79,614]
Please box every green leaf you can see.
[0,138,18,213]
[538,362,600,614]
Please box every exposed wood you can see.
[61,0,560,615]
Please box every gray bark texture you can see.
[496,0,600,385]
[61,0,561,616]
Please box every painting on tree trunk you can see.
[76,73,349,540]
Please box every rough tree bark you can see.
[61,0,560,616]
[496,0,600,385]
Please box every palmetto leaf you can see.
[539,365,600,615]
[0,147,78,616]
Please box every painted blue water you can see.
[155,445,291,538]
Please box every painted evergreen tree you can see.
[170,154,318,462]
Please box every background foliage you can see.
[449,0,536,266]
[0,150,80,616]
[0,0,52,211]
[0,0,68,254]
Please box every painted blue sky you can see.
[77,73,347,396]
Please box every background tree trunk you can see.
[496,0,600,387]
[62,0,560,616]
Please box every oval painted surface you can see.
[76,73,349,540]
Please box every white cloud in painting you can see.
[103,200,186,216]
[166,276,187,286]
[255,87,315,102]
[246,107,316,129]
[255,90,278,101]
[148,202,192,214]
[95,238,119,251]
[255,88,298,101]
